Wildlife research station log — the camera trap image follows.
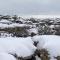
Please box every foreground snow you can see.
[0,52,16,60]
[0,35,60,60]
[33,35,60,59]
[0,37,36,60]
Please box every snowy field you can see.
[0,15,60,60]
[0,35,60,60]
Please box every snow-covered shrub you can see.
[0,37,37,60]
[29,18,38,23]
[33,35,60,60]
[39,49,50,60]
[54,56,60,60]
[31,32,37,37]
[38,24,54,35]
[0,27,29,37]
[1,15,11,20]
[0,52,16,60]
[35,49,50,60]
[12,15,18,22]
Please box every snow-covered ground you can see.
[0,37,36,60]
[0,35,60,60]
[33,35,60,60]
[20,15,60,19]
[0,15,60,60]
[0,52,16,60]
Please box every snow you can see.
[9,23,27,27]
[0,15,60,60]
[28,28,38,34]
[0,23,28,28]
[0,19,11,23]
[49,25,54,29]
[0,52,16,60]
[0,35,60,59]
[0,23,9,28]
[32,35,45,49]
[0,37,36,58]
[50,58,57,60]
[35,56,41,60]
[20,15,60,19]
[33,35,60,58]
[0,32,12,37]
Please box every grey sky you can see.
[0,0,60,15]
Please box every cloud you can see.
[0,0,60,15]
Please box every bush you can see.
[35,49,50,60]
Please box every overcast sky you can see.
[0,0,60,15]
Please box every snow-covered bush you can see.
[0,52,16,60]
[33,35,60,60]
[0,37,37,60]
[36,49,50,60]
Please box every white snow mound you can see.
[33,35,60,57]
[0,37,36,57]
[0,52,16,60]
